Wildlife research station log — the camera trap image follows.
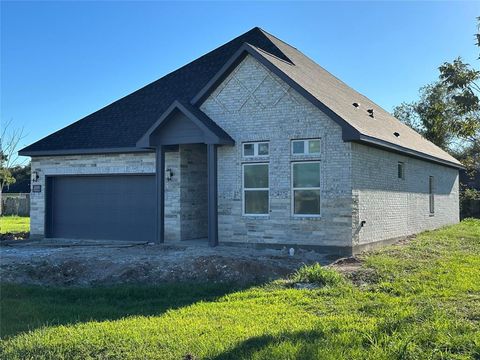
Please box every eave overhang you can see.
[190,42,463,170]
[18,147,153,157]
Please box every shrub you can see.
[291,263,344,286]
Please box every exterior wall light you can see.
[32,170,40,183]
[165,168,174,181]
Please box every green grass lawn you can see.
[0,216,30,233]
[1,220,479,359]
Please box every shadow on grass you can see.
[205,330,326,360]
[0,282,244,338]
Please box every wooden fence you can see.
[1,193,30,216]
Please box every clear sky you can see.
[1,1,479,162]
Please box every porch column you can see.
[156,146,165,243]
[207,144,218,247]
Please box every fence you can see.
[461,199,480,220]
[1,193,30,216]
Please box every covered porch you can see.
[137,101,234,246]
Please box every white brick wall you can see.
[200,55,353,248]
[351,143,459,246]
[164,151,181,241]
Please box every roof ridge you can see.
[256,27,298,50]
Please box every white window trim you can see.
[242,162,270,216]
[291,161,321,217]
[243,141,269,158]
[291,139,321,156]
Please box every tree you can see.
[393,83,466,151]
[3,165,31,193]
[393,17,480,207]
[393,18,480,158]
[1,120,27,211]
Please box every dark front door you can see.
[46,175,156,241]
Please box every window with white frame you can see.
[292,161,321,216]
[243,142,269,157]
[291,139,321,155]
[243,163,269,215]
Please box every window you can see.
[292,162,321,216]
[429,176,435,214]
[243,142,269,157]
[291,139,321,155]
[398,162,405,179]
[243,163,269,215]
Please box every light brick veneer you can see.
[29,54,459,253]
[351,143,459,248]
[30,152,156,238]
[200,55,353,249]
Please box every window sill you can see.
[292,215,322,220]
[243,214,270,219]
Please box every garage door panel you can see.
[47,175,156,241]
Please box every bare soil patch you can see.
[0,232,29,241]
[0,239,331,286]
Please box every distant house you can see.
[20,27,462,255]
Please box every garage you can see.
[45,175,156,242]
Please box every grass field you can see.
[1,220,479,359]
[0,216,30,233]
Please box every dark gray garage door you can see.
[46,175,156,242]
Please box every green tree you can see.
[393,18,480,159]
[393,18,480,205]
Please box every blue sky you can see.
[1,1,479,161]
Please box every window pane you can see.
[258,143,269,156]
[245,190,269,214]
[292,141,305,154]
[293,163,320,188]
[308,140,320,154]
[244,164,269,188]
[243,144,254,156]
[398,162,404,179]
[294,190,320,215]
[429,176,434,213]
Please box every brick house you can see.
[20,28,462,255]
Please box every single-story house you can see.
[20,27,462,255]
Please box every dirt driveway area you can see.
[0,239,335,286]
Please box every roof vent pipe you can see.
[352,102,360,108]
[367,109,374,118]
[394,132,400,137]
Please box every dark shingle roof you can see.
[20,27,288,154]
[20,27,461,168]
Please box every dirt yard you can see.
[0,239,335,286]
